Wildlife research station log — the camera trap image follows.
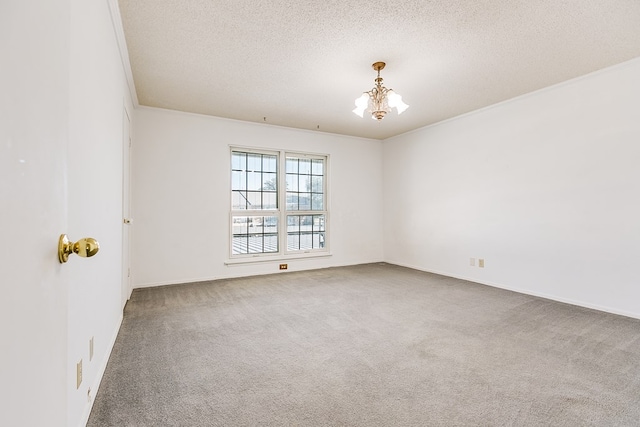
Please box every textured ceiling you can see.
[118,0,640,140]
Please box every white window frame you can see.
[228,146,329,261]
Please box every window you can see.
[285,157,325,251]
[230,149,328,258]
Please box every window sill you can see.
[224,251,332,266]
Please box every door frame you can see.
[122,105,132,308]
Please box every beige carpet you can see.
[88,263,640,426]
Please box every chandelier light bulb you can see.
[353,62,408,121]
[387,90,409,114]
[352,93,369,118]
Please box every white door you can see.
[0,1,70,425]
[122,107,132,308]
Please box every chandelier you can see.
[353,61,409,121]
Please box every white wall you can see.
[132,108,384,287]
[67,0,134,425]
[383,58,640,318]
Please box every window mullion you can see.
[278,150,287,255]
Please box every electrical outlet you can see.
[279,264,288,270]
[76,359,83,389]
[89,337,94,361]
[479,259,485,268]
[470,258,475,266]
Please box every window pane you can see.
[262,172,277,191]
[231,170,246,191]
[247,235,263,254]
[285,156,325,214]
[232,152,246,171]
[298,193,311,210]
[298,175,310,192]
[299,159,311,174]
[300,215,312,229]
[287,215,299,232]
[232,151,279,213]
[250,217,264,233]
[286,158,298,173]
[311,176,323,193]
[263,155,277,172]
[286,192,298,211]
[247,191,261,209]
[247,154,261,171]
[247,171,261,191]
[311,194,323,210]
[264,234,278,252]
[286,215,325,251]
[232,236,248,255]
[298,232,313,250]
[263,192,277,210]
[312,159,323,175]
[232,216,248,235]
[264,216,278,232]
[232,191,247,210]
[232,215,278,255]
[286,174,298,192]
[287,233,299,251]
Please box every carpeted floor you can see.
[88,263,640,426]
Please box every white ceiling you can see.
[117,0,640,140]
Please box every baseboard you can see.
[134,276,219,289]
[386,260,640,321]
[77,311,124,427]
[133,259,386,289]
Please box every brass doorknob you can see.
[58,234,100,263]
